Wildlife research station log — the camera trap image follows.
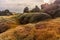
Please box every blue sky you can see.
[0,0,55,13]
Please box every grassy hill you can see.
[0,14,60,40]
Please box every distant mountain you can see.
[41,0,60,18]
[54,0,60,4]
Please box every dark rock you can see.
[0,9,12,16]
[0,22,9,33]
[23,7,29,13]
[53,9,60,18]
[29,13,52,23]
[31,6,40,12]
[18,13,52,24]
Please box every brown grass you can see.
[0,17,60,40]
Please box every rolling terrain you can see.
[0,13,60,40]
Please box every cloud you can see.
[0,0,43,4]
[0,0,55,13]
[0,0,55,5]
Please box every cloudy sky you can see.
[0,0,55,13]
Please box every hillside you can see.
[0,16,60,40]
[0,0,60,40]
